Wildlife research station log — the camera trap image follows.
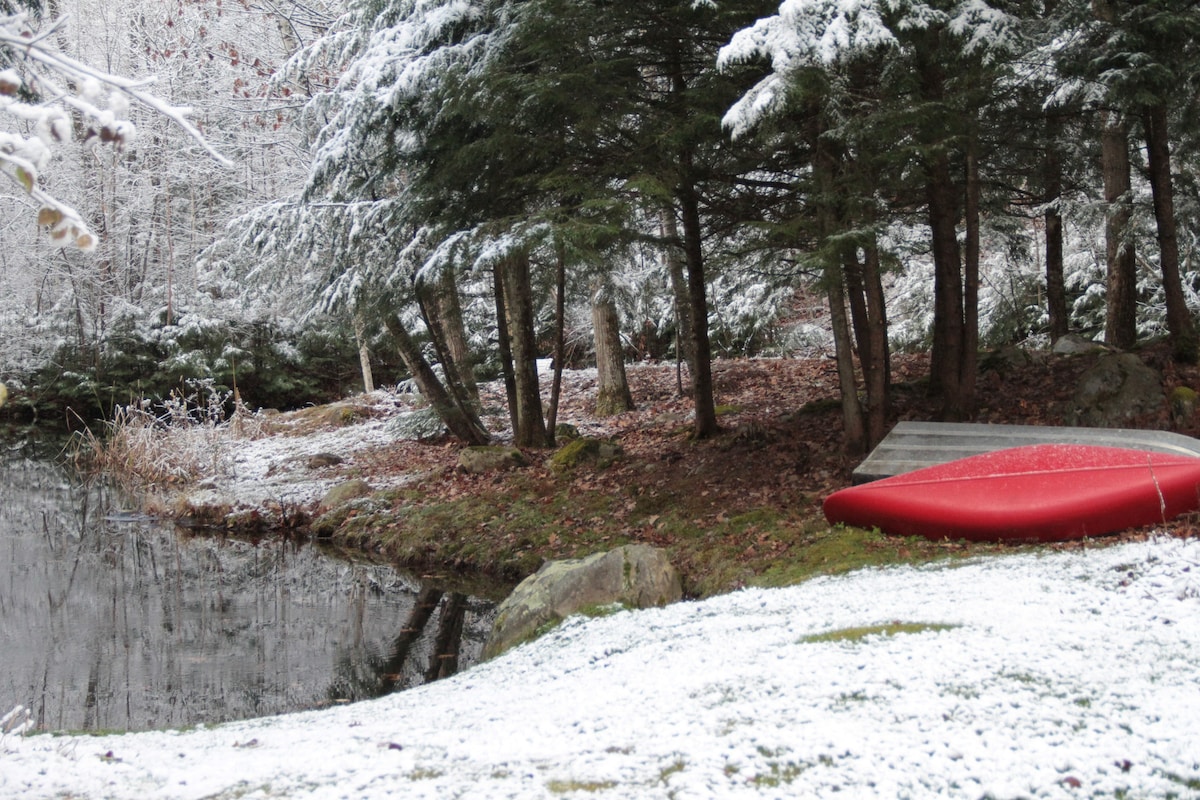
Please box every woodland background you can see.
[2,0,1199,457]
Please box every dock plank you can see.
[852,421,1200,484]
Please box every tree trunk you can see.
[1043,139,1069,342]
[416,278,477,422]
[828,270,866,456]
[1143,103,1197,363]
[353,311,375,394]
[844,252,873,375]
[860,241,891,449]
[961,128,980,418]
[667,44,718,439]
[545,240,568,443]
[677,185,720,439]
[812,103,868,453]
[492,260,519,434]
[661,208,695,396]
[384,314,489,445]
[926,150,967,420]
[436,263,479,407]
[592,282,635,417]
[499,251,549,448]
[1100,110,1137,350]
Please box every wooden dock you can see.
[852,421,1200,484]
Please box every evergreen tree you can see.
[421,0,776,439]
[1055,0,1200,360]
[722,0,1024,431]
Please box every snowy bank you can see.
[3,537,1199,799]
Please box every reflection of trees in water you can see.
[2,459,498,731]
[326,589,483,703]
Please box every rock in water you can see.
[483,544,682,659]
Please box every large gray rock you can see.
[483,544,682,660]
[1067,352,1164,427]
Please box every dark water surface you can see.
[0,456,497,732]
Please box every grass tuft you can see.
[74,381,266,490]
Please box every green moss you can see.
[331,479,625,585]
[546,779,619,793]
[748,526,972,591]
[799,622,959,644]
[406,768,445,781]
[658,759,686,783]
[1170,385,1198,424]
[576,602,628,619]
[1164,772,1200,791]
[1170,386,1197,403]
[750,759,809,787]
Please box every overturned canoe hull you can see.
[823,444,1200,543]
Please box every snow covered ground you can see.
[3,536,1199,799]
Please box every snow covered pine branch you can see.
[0,12,233,251]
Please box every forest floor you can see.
[116,339,1200,599]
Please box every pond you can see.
[0,454,500,733]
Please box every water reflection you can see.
[0,457,497,732]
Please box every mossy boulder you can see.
[290,402,371,430]
[306,452,345,469]
[483,544,682,660]
[458,446,527,474]
[1170,386,1198,427]
[554,422,581,442]
[319,479,373,512]
[547,437,622,473]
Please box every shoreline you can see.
[86,357,1183,601]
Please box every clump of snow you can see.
[3,537,1199,798]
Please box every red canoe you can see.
[823,443,1200,543]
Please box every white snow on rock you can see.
[3,537,1199,799]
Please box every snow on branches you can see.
[718,0,1021,137]
[0,12,231,251]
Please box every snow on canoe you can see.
[823,443,1200,543]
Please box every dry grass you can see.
[76,382,268,490]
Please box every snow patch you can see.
[3,538,1199,798]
